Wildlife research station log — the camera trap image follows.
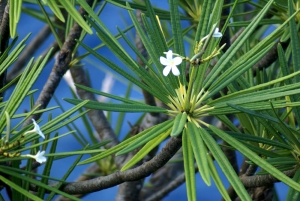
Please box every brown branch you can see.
[22,0,94,127]
[241,168,297,189]
[43,136,182,194]
[0,2,9,99]
[252,40,289,76]
[0,0,7,25]
[143,164,188,201]
[140,150,184,199]
[0,3,9,51]
[69,66,123,164]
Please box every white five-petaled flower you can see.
[160,50,182,76]
[25,150,47,164]
[24,119,45,139]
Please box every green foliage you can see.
[3,0,300,200]
[69,0,300,200]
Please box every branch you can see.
[23,0,94,127]
[143,166,187,201]
[69,66,123,164]
[140,141,183,200]
[53,136,182,194]
[240,169,297,188]
[0,2,9,98]
[252,40,289,76]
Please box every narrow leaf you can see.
[182,128,197,201]
[64,98,168,113]
[120,128,170,171]
[171,112,187,137]
[210,125,300,192]
[187,122,210,186]
[201,127,251,200]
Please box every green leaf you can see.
[224,131,291,150]
[207,153,231,201]
[127,4,178,96]
[287,0,300,124]
[169,0,186,84]
[59,0,93,34]
[0,175,43,201]
[10,0,23,38]
[86,15,168,96]
[36,0,63,48]
[210,125,300,192]
[116,120,173,156]
[210,86,300,110]
[171,112,187,137]
[204,0,273,89]
[64,98,168,113]
[120,127,170,171]
[78,119,173,165]
[77,40,171,103]
[0,167,81,200]
[47,0,65,22]
[0,46,53,133]
[75,84,143,105]
[182,128,197,201]
[194,0,211,42]
[264,157,297,166]
[200,127,251,201]
[38,133,58,198]
[209,70,300,106]
[286,168,300,201]
[187,122,210,186]
[228,19,283,27]
[207,42,274,96]
[115,83,132,136]
[46,152,84,201]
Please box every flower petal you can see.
[36,150,47,163]
[171,66,180,76]
[160,56,169,65]
[163,65,172,76]
[32,119,45,139]
[213,32,222,38]
[213,28,222,38]
[173,57,182,65]
[166,50,173,60]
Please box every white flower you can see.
[212,28,222,38]
[24,119,45,139]
[160,50,182,76]
[201,27,223,41]
[25,150,47,164]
